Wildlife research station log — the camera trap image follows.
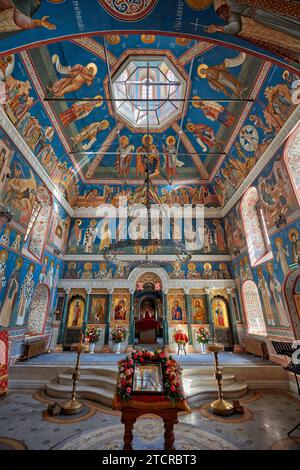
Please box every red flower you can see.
[139,357,144,363]
[126,387,131,394]
[160,352,165,358]
[170,385,176,392]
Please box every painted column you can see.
[82,288,91,334]
[184,289,194,347]
[204,289,214,340]
[128,290,135,347]
[226,288,239,350]
[163,291,169,346]
[103,289,113,350]
[58,289,70,345]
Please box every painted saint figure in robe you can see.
[16,263,35,326]
[0,257,22,327]
[99,220,112,252]
[207,0,300,64]
[83,220,97,254]
[266,263,289,327]
[214,301,225,327]
[289,229,300,266]
[275,237,290,277]
[163,136,184,179]
[213,219,226,251]
[171,300,183,321]
[59,96,103,127]
[114,299,127,321]
[257,268,276,326]
[0,0,56,39]
[68,219,82,252]
[0,250,7,296]
[196,53,247,98]
[136,135,160,178]
[192,97,235,127]
[11,233,21,252]
[193,299,205,323]
[0,228,10,247]
[70,120,109,150]
[48,55,97,97]
[115,136,134,178]
[70,300,82,327]
[203,224,213,253]
[186,123,225,152]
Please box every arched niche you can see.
[27,283,50,335]
[242,280,267,336]
[128,266,169,292]
[284,268,300,339]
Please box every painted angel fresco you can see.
[48,55,97,97]
[70,120,109,150]
[196,52,248,98]
[186,123,225,152]
[59,96,103,127]
[192,97,235,127]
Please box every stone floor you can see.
[0,390,299,450]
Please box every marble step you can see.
[58,373,117,391]
[187,381,248,402]
[183,373,236,387]
[46,382,113,407]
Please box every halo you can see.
[100,262,107,270]
[84,262,92,270]
[186,122,194,132]
[75,219,82,225]
[120,135,129,146]
[166,136,176,146]
[213,219,219,225]
[87,63,98,76]
[204,262,212,270]
[188,262,196,270]
[141,34,156,44]
[100,120,109,130]
[274,237,283,246]
[219,263,226,269]
[16,257,23,268]
[175,37,192,46]
[69,262,76,269]
[105,34,121,45]
[185,0,213,10]
[0,250,8,260]
[91,219,97,226]
[29,264,35,272]
[192,95,202,108]
[197,63,208,78]
[289,228,299,240]
[94,95,103,107]
[142,134,153,145]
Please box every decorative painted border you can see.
[63,254,232,261]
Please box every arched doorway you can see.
[284,268,300,339]
[133,272,164,346]
[27,283,50,335]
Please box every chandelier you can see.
[103,150,192,265]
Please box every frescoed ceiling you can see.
[1,29,299,209]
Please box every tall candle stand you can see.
[206,342,234,416]
[60,336,84,415]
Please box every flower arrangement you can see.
[116,349,185,404]
[112,326,127,343]
[196,327,210,344]
[174,330,188,344]
[85,325,100,344]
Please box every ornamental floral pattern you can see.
[27,284,49,334]
[99,0,158,21]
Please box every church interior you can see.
[0,0,300,452]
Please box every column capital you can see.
[184,288,190,295]
[204,288,212,295]
[108,288,114,295]
[65,288,71,295]
[86,288,92,295]
[129,289,135,295]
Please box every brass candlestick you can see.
[60,337,84,415]
[206,343,234,416]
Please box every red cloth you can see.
[136,318,160,332]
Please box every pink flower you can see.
[139,357,144,363]
[160,352,165,358]
[170,385,176,392]
[130,368,134,374]
[125,369,131,376]
[126,387,131,394]
[129,359,134,365]
[133,354,137,360]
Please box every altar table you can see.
[113,395,190,450]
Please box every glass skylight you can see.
[111,56,186,129]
